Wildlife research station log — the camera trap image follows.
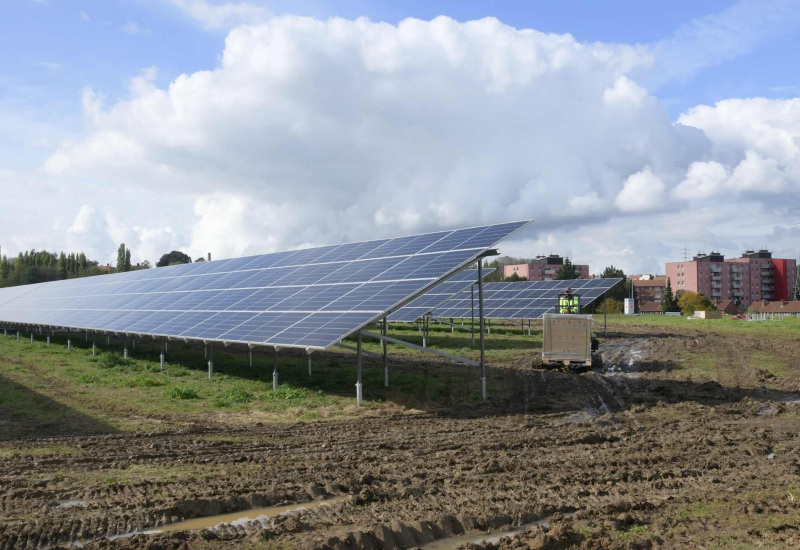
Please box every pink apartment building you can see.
[665,250,796,308]
[503,255,590,281]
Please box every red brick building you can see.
[665,250,797,309]
[503,255,589,281]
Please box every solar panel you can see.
[388,268,495,322]
[433,278,623,320]
[0,221,530,349]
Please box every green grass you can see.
[607,313,800,339]
[1,314,797,437]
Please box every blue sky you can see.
[2,0,800,272]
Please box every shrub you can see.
[98,352,133,370]
[164,386,199,400]
[266,385,308,400]
[213,388,253,408]
[121,375,167,388]
[77,373,99,384]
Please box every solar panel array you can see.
[388,268,495,322]
[433,278,623,320]
[0,221,529,349]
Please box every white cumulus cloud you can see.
[35,14,800,273]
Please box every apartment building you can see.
[633,276,666,313]
[665,250,797,308]
[503,255,590,281]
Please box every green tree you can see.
[601,298,624,314]
[677,291,716,316]
[554,258,580,280]
[506,272,527,282]
[662,277,677,313]
[195,257,206,263]
[600,265,628,302]
[116,244,127,273]
[156,250,192,267]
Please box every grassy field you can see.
[1,313,797,438]
[0,322,532,437]
[606,312,800,338]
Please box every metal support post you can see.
[248,347,253,369]
[208,343,214,379]
[356,331,363,407]
[107,335,110,346]
[478,261,487,400]
[308,352,312,376]
[422,316,427,348]
[132,338,136,350]
[92,341,96,357]
[604,296,608,337]
[204,343,207,359]
[471,284,475,346]
[160,338,165,373]
[85,332,88,342]
[272,348,279,390]
[123,342,128,359]
[16,331,19,341]
[383,318,389,387]
[47,336,51,347]
[30,333,34,344]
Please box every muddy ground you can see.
[1,323,800,549]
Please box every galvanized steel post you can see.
[478,261,486,400]
[383,318,388,387]
[356,331,363,407]
[208,342,214,380]
[272,348,279,391]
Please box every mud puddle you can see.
[55,500,85,509]
[68,496,348,546]
[159,495,348,532]
[421,513,574,549]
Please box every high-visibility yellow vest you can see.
[559,295,579,314]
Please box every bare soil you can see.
[2,323,800,549]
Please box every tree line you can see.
[0,248,105,287]
[0,244,199,288]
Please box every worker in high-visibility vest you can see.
[558,287,580,314]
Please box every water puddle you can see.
[422,512,574,549]
[56,500,85,509]
[69,496,347,546]
[159,496,348,532]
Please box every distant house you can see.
[750,300,800,315]
[715,300,740,315]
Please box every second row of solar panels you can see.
[433,278,622,320]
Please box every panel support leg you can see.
[123,341,128,359]
[382,318,388,388]
[30,333,34,344]
[248,347,253,370]
[478,261,487,400]
[308,352,312,376]
[208,343,213,380]
[356,332,363,407]
[160,338,165,373]
[273,348,279,391]
[92,341,96,357]
[47,336,51,347]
